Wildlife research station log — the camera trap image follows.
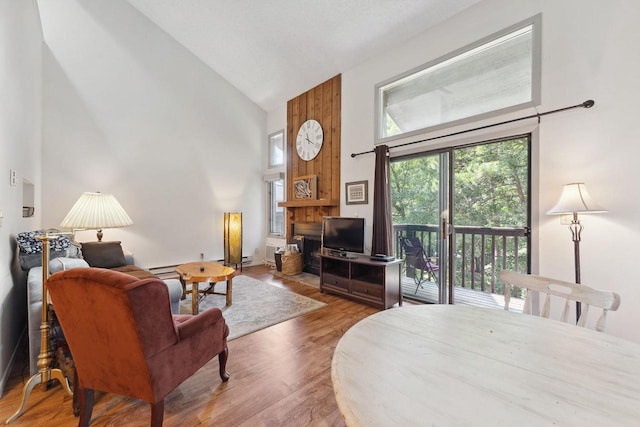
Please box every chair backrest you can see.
[400,237,426,267]
[47,267,178,401]
[499,270,621,332]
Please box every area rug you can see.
[180,275,325,340]
[272,270,320,288]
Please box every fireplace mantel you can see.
[278,199,338,208]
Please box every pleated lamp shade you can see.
[60,192,133,241]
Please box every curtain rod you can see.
[350,99,595,158]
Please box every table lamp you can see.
[60,192,133,242]
[547,182,606,321]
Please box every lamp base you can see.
[6,369,73,423]
[570,213,582,323]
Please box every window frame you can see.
[268,129,285,169]
[374,14,541,144]
[265,173,285,238]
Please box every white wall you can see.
[39,0,266,268]
[271,0,640,342]
[0,0,43,395]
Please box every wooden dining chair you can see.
[499,270,620,332]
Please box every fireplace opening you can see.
[291,222,322,276]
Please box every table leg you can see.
[192,282,199,315]
[226,278,232,306]
[398,267,403,307]
[179,277,187,300]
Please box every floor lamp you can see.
[224,212,243,271]
[6,234,73,423]
[548,182,606,322]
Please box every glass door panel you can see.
[392,135,530,306]
[391,152,448,304]
[450,137,530,306]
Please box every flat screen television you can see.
[321,216,365,257]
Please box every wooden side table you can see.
[175,262,236,314]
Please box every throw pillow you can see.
[19,251,67,271]
[80,241,128,268]
[17,230,73,271]
[17,230,71,254]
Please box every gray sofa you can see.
[26,254,183,375]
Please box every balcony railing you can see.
[394,224,529,301]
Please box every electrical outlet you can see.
[9,170,17,186]
[560,214,573,225]
[0,209,3,228]
[254,247,259,254]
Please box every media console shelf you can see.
[320,253,402,309]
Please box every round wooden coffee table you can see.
[175,262,236,314]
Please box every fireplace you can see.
[291,222,322,276]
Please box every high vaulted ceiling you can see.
[124,0,483,112]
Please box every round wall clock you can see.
[296,119,324,161]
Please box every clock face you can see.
[296,119,324,161]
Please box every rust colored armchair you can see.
[46,267,230,426]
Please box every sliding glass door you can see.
[392,135,531,306]
[391,151,449,304]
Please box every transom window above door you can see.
[375,15,541,142]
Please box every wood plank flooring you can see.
[402,277,524,312]
[0,265,377,426]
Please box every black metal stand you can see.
[569,212,583,323]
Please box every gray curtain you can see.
[371,144,393,255]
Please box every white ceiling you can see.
[124,0,483,112]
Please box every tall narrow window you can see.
[266,175,285,236]
[376,15,540,142]
[268,130,284,168]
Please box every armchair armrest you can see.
[173,308,224,341]
[123,249,134,265]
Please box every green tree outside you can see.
[391,137,529,297]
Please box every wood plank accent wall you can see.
[283,74,341,239]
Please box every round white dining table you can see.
[332,305,640,426]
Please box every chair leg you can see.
[430,271,438,285]
[78,388,94,427]
[414,270,426,294]
[150,400,164,427]
[72,368,80,416]
[219,345,230,382]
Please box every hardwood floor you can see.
[0,265,378,426]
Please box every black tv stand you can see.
[331,250,357,259]
[320,253,402,309]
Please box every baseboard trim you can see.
[0,326,27,398]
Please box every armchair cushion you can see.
[80,241,127,268]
